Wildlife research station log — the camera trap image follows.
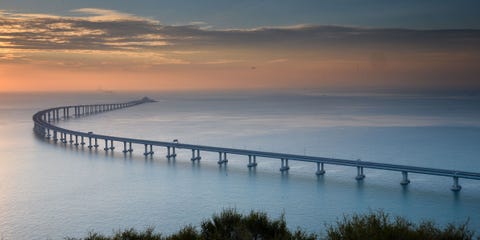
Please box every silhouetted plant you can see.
[325,210,474,240]
[165,225,199,240]
[67,209,475,240]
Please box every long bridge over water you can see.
[32,97,480,192]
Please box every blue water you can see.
[1,91,479,239]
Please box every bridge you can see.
[32,97,480,192]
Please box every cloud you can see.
[70,8,155,22]
[1,8,479,71]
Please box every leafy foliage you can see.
[68,209,475,240]
[325,210,474,240]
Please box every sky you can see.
[1,0,480,92]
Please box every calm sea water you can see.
[1,91,479,239]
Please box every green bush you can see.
[68,209,475,240]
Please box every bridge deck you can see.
[32,98,480,190]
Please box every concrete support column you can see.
[69,134,73,143]
[191,149,201,161]
[80,136,85,146]
[280,158,290,172]
[46,129,51,139]
[74,135,79,146]
[128,142,133,152]
[109,140,115,150]
[94,138,99,148]
[247,155,258,168]
[166,146,176,159]
[143,144,154,156]
[400,171,410,185]
[104,139,109,151]
[356,166,365,180]
[144,144,149,156]
[190,149,195,161]
[122,141,128,153]
[60,132,66,143]
[451,175,462,192]
[218,152,228,165]
[53,131,58,142]
[316,162,325,176]
[48,111,51,122]
[88,137,92,149]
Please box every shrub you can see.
[68,209,475,240]
[325,210,474,240]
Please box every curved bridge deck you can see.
[32,98,480,192]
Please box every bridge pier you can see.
[451,175,462,192]
[400,171,410,185]
[69,134,73,144]
[104,139,109,151]
[166,146,176,159]
[280,158,290,172]
[191,149,201,161]
[94,138,99,148]
[59,132,64,143]
[122,141,128,153]
[143,144,154,156]
[247,155,257,168]
[128,142,133,152]
[109,140,115,150]
[80,136,85,146]
[46,129,51,139]
[74,135,79,146]
[316,162,326,176]
[88,137,93,149]
[355,166,365,180]
[218,152,228,165]
[53,131,58,142]
[143,144,153,156]
[61,133,67,143]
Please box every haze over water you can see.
[1,91,479,239]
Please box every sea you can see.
[0,90,479,239]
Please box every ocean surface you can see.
[1,91,480,239]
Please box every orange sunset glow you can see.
[1,8,479,92]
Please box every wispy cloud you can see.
[1,8,479,71]
[70,8,152,22]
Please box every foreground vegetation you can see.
[68,209,476,240]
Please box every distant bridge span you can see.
[32,97,480,192]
